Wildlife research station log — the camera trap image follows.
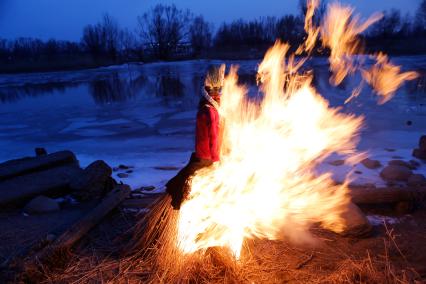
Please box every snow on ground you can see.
[0,58,424,190]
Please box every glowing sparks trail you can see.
[175,1,418,258]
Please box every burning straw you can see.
[125,0,418,282]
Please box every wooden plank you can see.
[349,186,426,205]
[0,151,77,181]
[122,196,159,208]
[0,165,83,206]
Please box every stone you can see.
[407,174,426,186]
[361,158,382,169]
[328,160,345,166]
[24,196,60,214]
[406,120,412,126]
[117,173,129,178]
[140,186,155,191]
[126,170,133,174]
[388,159,414,169]
[354,170,362,174]
[419,135,426,150]
[334,202,372,237]
[119,164,131,170]
[70,160,114,201]
[380,165,412,181]
[395,201,414,215]
[46,233,56,242]
[385,148,396,152]
[35,147,47,156]
[409,159,421,168]
[412,148,426,160]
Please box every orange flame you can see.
[361,53,419,104]
[296,0,320,55]
[177,41,362,258]
[320,2,382,86]
[174,1,418,259]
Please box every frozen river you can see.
[0,57,425,190]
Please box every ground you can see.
[22,204,426,283]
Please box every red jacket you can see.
[195,104,220,162]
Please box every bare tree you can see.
[137,4,192,59]
[415,0,426,34]
[276,15,304,44]
[369,9,402,38]
[190,16,212,55]
[82,14,120,60]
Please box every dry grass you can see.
[29,197,422,283]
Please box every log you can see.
[0,165,83,206]
[0,151,77,181]
[349,186,426,205]
[122,196,159,209]
[20,185,131,276]
[47,184,130,249]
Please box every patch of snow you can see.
[367,215,403,226]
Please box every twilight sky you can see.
[0,0,420,41]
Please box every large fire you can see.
[176,1,418,258]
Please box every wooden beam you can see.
[0,165,83,206]
[349,186,426,205]
[0,151,77,181]
[20,185,131,277]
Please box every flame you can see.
[361,53,419,104]
[320,2,382,86]
[177,41,362,258]
[296,0,320,55]
[174,1,418,259]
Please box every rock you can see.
[140,186,155,191]
[328,160,345,166]
[409,159,421,168]
[126,170,133,174]
[35,147,47,156]
[70,160,114,201]
[419,135,426,150]
[406,120,412,126]
[385,148,396,152]
[380,165,412,181]
[117,173,129,178]
[354,170,362,174]
[412,148,426,160]
[119,164,131,170]
[388,159,415,169]
[361,158,382,169]
[395,201,414,215]
[391,155,403,159]
[46,233,56,242]
[24,196,60,214]
[113,167,119,172]
[407,174,426,186]
[335,202,372,238]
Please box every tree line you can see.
[0,0,425,72]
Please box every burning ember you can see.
[176,0,418,259]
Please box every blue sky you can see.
[0,0,420,41]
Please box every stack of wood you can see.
[0,149,132,281]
